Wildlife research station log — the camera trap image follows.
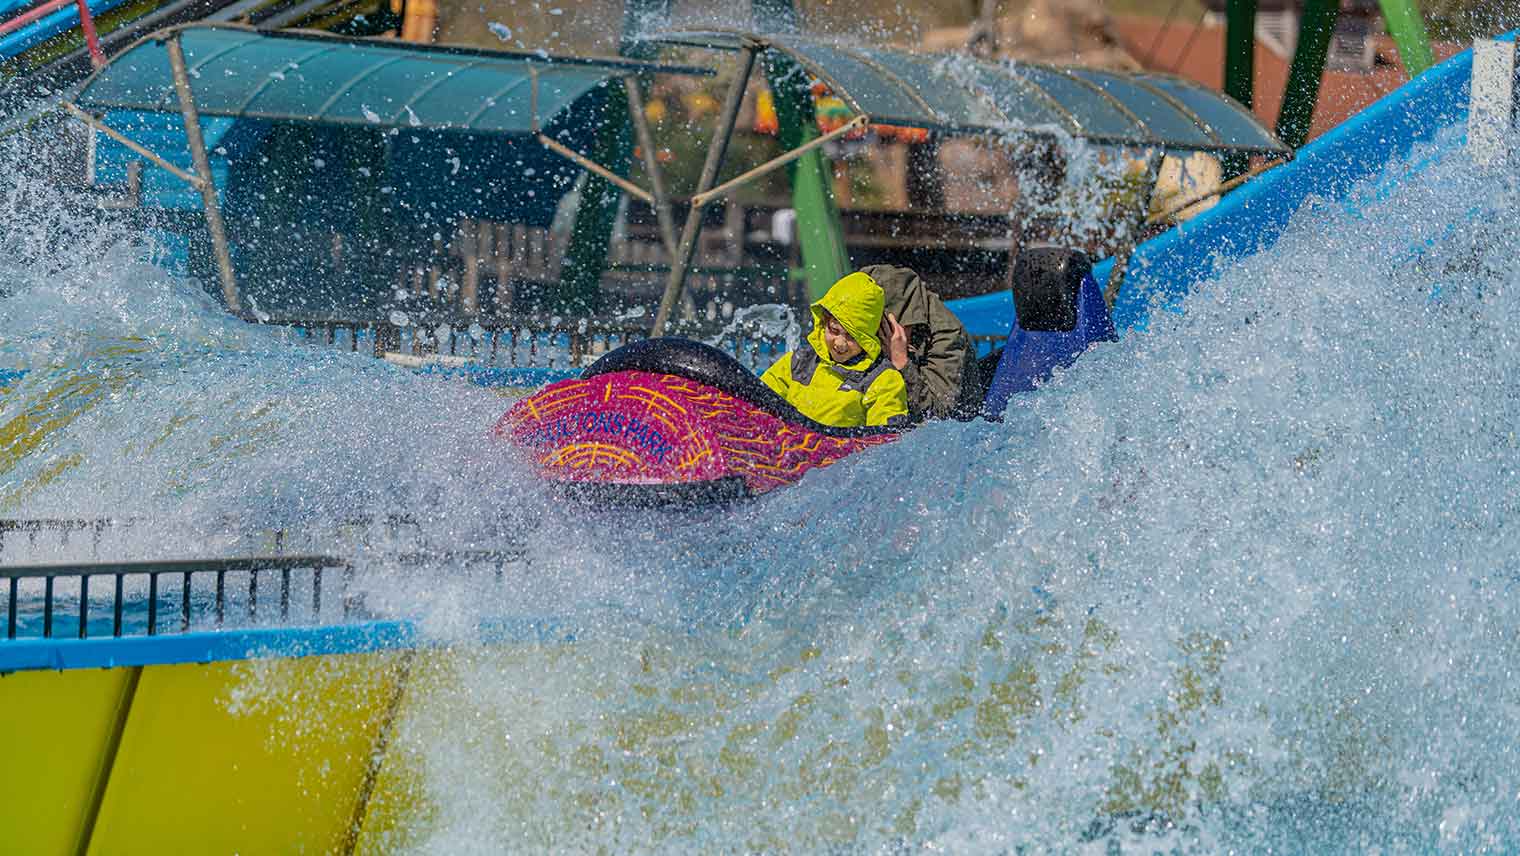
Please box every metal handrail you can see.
[3,555,352,641]
[0,0,103,66]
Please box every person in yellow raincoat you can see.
[761,272,909,429]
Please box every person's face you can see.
[821,311,864,362]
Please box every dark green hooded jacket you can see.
[858,264,982,422]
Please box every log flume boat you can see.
[496,248,1116,505]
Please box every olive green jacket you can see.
[858,264,981,422]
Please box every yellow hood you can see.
[807,271,884,368]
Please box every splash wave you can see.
[4,117,1520,852]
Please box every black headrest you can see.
[1011,246,1092,333]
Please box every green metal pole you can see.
[763,52,849,303]
[1274,0,1340,149]
[752,0,844,302]
[1223,0,1257,109]
[555,84,631,315]
[550,0,665,315]
[1377,0,1435,77]
[1223,0,1257,177]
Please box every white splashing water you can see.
[4,108,1520,853]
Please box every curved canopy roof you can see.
[648,30,1289,156]
[74,24,709,134]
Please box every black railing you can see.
[2,555,352,640]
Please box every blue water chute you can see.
[981,248,1115,419]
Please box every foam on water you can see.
[5,115,1520,851]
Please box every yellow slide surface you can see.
[0,652,411,855]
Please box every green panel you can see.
[763,53,848,302]
[1377,0,1435,78]
[557,83,632,314]
[1275,0,1341,149]
[86,654,403,855]
[1224,0,1258,176]
[0,668,133,856]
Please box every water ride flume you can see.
[4,8,1518,852]
[46,21,1287,501]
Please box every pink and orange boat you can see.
[494,338,900,503]
[495,248,1117,504]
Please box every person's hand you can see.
[879,312,908,370]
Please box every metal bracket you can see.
[1469,39,1518,168]
[97,161,143,210]
[536,133,656,205]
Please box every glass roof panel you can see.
[961,59,1078,136]
[1137,74,1284,151]
[1010,65,1148,142]
[867,49,1007,128]
[1065,68,1216,149]
[771,36,934,126]
[618,30,1289,153]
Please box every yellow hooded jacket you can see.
[761,272,909,428]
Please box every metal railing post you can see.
[73,0,103,67]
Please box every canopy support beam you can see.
[691,114,866,207]
[651,42,757,336]
[167,35,241,313]
[62,102,205,189]
[624,78,678,255]
[537,133,654,205]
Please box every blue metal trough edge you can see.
[0,616,581,674]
